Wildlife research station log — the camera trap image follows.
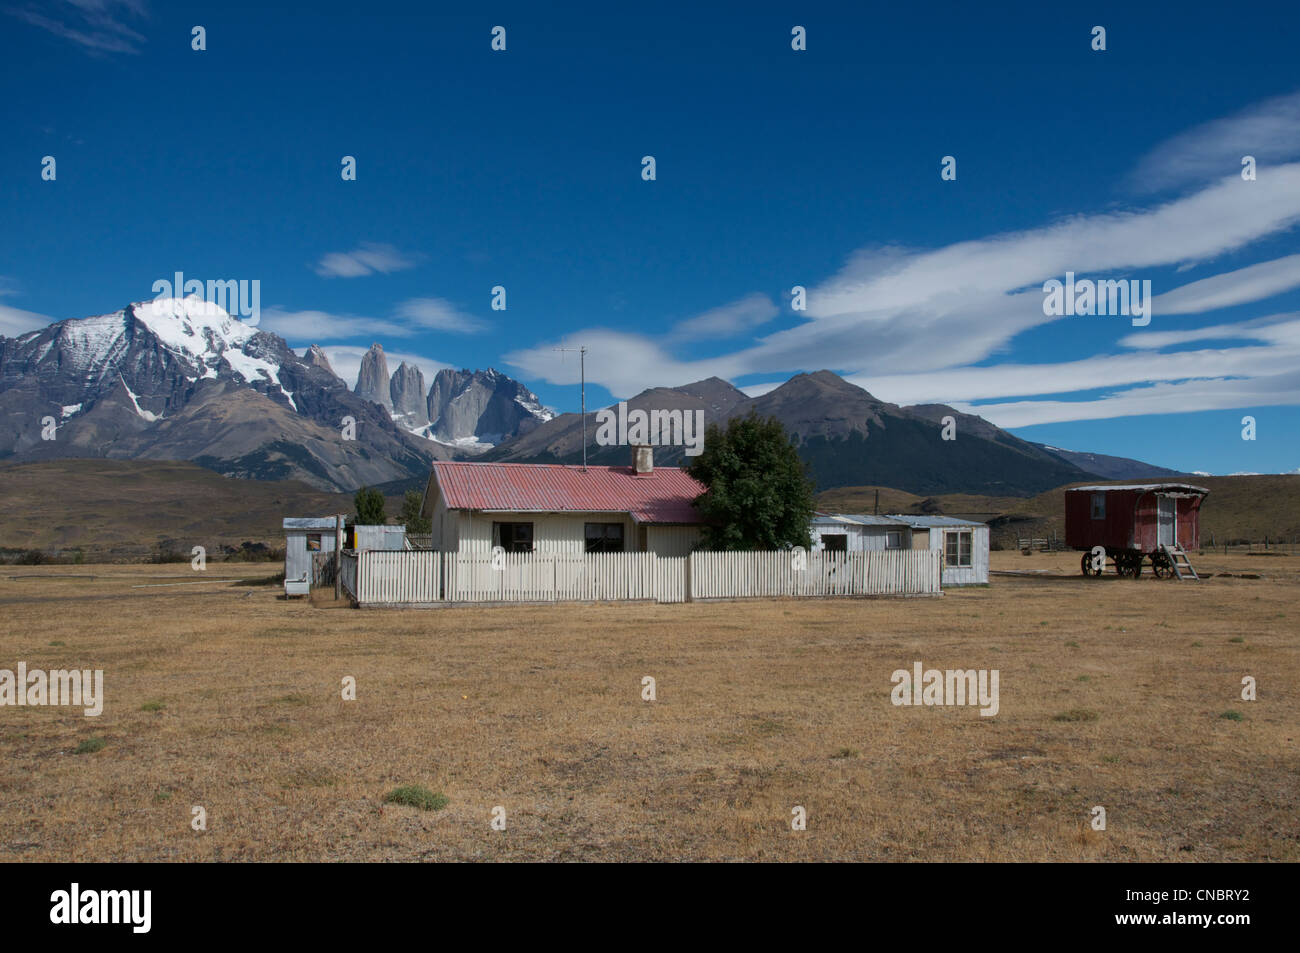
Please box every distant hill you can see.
[0,459,372,559]
[488,370,1103,496]
[1031,444,1188,481]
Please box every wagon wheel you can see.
[1119,551,1144,579]
[1151,550,1174,579]
[1081,552,1102,577]
[1116,551,1143,578]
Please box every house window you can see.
[820,534,848,553]
[885,530,904,550]
[945,530,972,568]
[492,521,534,553]
[306,534,322,552]
[1091,493,1106,520]
[585,522,625,553]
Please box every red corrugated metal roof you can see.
[431,462,706,524]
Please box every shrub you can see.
[74,737,106,754]
[383,785,448,811]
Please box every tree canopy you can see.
[353,486,387,525]
[399,489,431,534]
[688,412,816,551]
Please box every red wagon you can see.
[1064,483,1209,580]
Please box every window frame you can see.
[945,529,973,568]
[492,521,535,554]
[820,533,848,553]
[584,522,625,553]
[1091,493,1106,520]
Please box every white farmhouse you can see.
[418,450,707,558]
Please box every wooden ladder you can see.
[1161,544,1199,580]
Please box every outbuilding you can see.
[282,517,340,596]
[885,515,990,586]
[810,513,990,585]
[810,514,910,553]
[418,449,707,558]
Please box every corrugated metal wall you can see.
[285,530,336,583]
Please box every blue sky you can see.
[3,0,1299,475]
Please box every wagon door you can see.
[1157,496,1175,547]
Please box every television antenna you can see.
[553,345,589,471]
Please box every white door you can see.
[1157,497,1175,547]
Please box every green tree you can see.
[353,486,387,525]
[688,412,816,550]
[399,489,432,534]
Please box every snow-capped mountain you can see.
[0,297,556,490]
[0,297,441,490]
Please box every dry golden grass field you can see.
[1,550,1296,862]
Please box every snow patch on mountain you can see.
[132,295,255,361]
[118,374,161,422]
[515,394,555,421]
[56,311,129,378]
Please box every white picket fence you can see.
[361,550,440,604]
[345,548,941,607]
[689,549,940,599]
[444,551,667,603]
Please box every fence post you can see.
[334,514,344,599]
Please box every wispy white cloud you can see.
[261,297,487,340]
[8,0,148,55]
[260,307,410,341]
[0,281,57,337]
[394,297,487,334]
[668,293,778,340]
[504,112,1300,420]
[1131,89,1300,193]
[958,371,1300,429]
[1152,255,1300,314]
[0,304,57,338]
[313,243,422,278]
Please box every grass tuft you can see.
[383,785,448,811]
[74,737,106,754]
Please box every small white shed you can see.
[810,514,909,553]
[886,515,989,586]
[283,517,340,596]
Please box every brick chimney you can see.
[632,444,653,475]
